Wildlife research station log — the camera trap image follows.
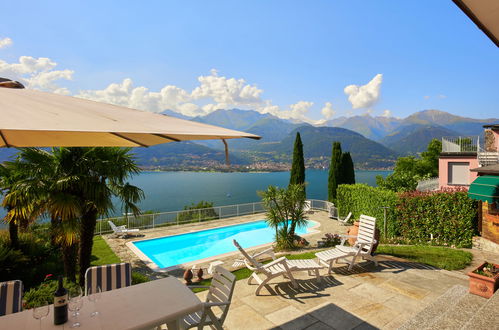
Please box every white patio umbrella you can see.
[0,83,260,148]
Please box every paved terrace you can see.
[104,211,498,329]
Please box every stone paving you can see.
[103,211,499,329]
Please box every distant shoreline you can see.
[139,168,394,173]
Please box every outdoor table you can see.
[0,277,202,330]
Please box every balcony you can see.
[441,136,499,166]
[441,136,479,153]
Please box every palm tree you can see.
[6,147,143,284]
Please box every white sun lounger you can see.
[108,220,139,238]
[233,240,324,295]
[316,214,378,273]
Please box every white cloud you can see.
[0,55,73,93]
[344,74,383,109]
[424,95,430,100]
[0,37,12,49]
[76,78,200,115]
[381,109,392,117]
[191,69,263,110]
[321,102,335,120]
[438,94,447,99]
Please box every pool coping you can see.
[126,218,321,272]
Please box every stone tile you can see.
[383,294,425,315]
[348,282,396,304]
[309,303,365,330]
[379,279,430,300]
[224,304,275,330]
[352,303,399,328]
[303,321,334,330]
[241,294,290,315]
[351,272,389,286]
[383,312,412,330]
[352,322,379,330]
[265,306,317,330]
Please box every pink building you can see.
[438,124,499,189]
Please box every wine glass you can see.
[87,286,101,317]
[32,302,49,330]
[68,288,83,328]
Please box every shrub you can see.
[0,231,63,290]
[395,189,477,248]
[320,233,342,247]
[336,184,399,238]
[131,272,150,284]
[23,277,81,308]
[176,201,219,223]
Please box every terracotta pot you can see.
[183,269,193,285]
[196,268,204,282]
[347,221,359,246]
[468,262,499,298]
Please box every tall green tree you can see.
[328,142,342,201]
[340,152,355,185]
[376,138,442,192]
[289,132,306,236]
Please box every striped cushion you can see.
[0,280,23,316]
[85,263,132,295]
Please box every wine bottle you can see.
[53,275,68,325]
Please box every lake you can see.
[110,169,391,216]
[0,170,391,221]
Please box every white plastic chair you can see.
[179,266,236,330]
[316,214,378,273]
[337,212,352,225]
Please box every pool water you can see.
[132,220,316,269]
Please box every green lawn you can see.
[376,245,473,271]
[91,236,121,266]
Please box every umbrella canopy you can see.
[0,86,260,148]
[453,0,499,47]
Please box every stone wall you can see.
[481,201,499,245]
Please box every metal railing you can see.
[96,199,331,235]
[478,150,499,166]
[441,136,480,153]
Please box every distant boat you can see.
[226,193,231,197]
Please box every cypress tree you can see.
[289,132,305,195]
[328,141,342,201]
[340,152,355,184]
[289,132,305,237]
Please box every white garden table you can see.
[0,277,202,330]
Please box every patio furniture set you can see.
[0,214,377,329]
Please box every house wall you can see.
[438,156,479,189]
[481,201,499,245]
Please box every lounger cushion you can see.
[0,280,23,316]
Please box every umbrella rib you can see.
[152,134,181,142]
[0,130,14,147]
[111,133,149,147]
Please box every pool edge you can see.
[126,218,321,273]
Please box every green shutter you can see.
[468,175,499,203]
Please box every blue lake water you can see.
[0,169,391,222]
[132,219,317,269]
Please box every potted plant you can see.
[468,262,499,298]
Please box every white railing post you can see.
[152,214,155,228]
[237,205,239,217]
[199,209,201,222]
[218,207,221,219]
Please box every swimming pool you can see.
[129,220,318,270]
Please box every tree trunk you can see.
[79,208,98,286]
[63,243,78,283]
[8,220,19,249]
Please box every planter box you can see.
[468,262,499,298]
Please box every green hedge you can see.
[396,190,477,248]
[336,184,399,237]
[337,184,478,247]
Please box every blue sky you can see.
[0,0,497,123]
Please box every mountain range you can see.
[1,109,497,170]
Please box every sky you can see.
[0,0,498,124]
